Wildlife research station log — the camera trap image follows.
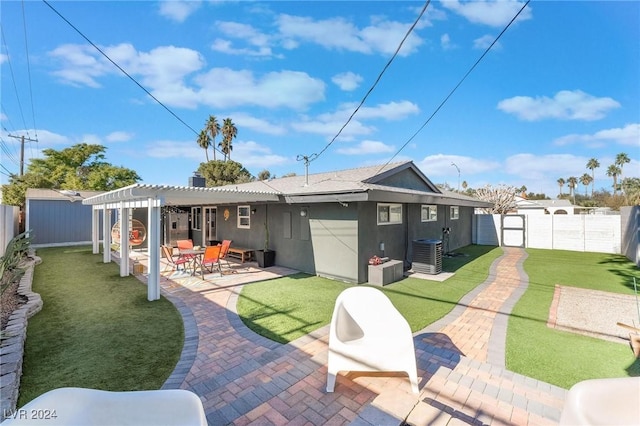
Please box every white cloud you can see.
[276,14,424,56]
[332,72,363,91]
[231,113,287,136]
[554,123,640,147]
[0,112,7,121]
[354,101,420,120]
[49,44,111,87]
[291,100,419,140]
[148,140,202,160]
[336,140,395,155]
[211,39,274,57]
[504,153,586,180]
[106,131,134,143]
[48,42,324,110]
[473,34,500,50]
[158,1,201,23]
[232,141,289,169]
[418,154,499,176]
[0,54,8,65]
[440,33,455,50]
[497,90,620,121]
[211,21,275,57]
[195,69,325,110]
[441,0,532,28]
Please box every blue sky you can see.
[1,0,638,198]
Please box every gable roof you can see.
[219,161,490,208]
[220,161,436,196]
[26,189,105,201]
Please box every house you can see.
[515,197,582,215]
[82,161,491,301]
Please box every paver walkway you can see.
[137,247,566,425]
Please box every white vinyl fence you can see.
[474,214,622,254]
[1,204,20,257]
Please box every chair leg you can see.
[326,371,337,392]
[408,371,419,394]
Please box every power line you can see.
[41,0,203,140]
[377,0,531,175]
[21,0,38,143]
[1,26,31,138]
[300,0,432,165]
[0,138,20,166]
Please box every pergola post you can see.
[103,206,111,264]
[147,198,161,301]
[92,208,100,254]
[119,203,129,277]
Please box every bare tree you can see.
[474,184,518,214]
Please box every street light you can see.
[451,162,460,192]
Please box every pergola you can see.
[82,183,280,301]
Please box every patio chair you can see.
[560,377,640,425]
[161,245,190,273]
[0,387,207,426]
[326,286,419,394]
[201,245,223,275]
[176,239,199,265]
[219,239,232,269]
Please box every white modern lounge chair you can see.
[1,387,207,425]
[326,286,419,394]
[560,377,640,425]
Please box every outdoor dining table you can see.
[178,248,205,277]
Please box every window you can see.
[237,205,250,229]
[377,203,402,225]
[421,205,437,222]
[450,206,459,220]
[191,207,201,230]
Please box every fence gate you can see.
[501,214,525,247]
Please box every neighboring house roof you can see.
[220,161,491,208]
[515,197,574,210]
[26,189,105,201]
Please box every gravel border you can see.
[549,285,640,344]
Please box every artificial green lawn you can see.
[238,245,501,343]
[507,249,640,389]
[18,246,184,406]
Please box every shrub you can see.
[0,231,32,295]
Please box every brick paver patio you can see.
[134,247,566,425]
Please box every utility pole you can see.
[7,133,37,176]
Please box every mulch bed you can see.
[1,280,26,331]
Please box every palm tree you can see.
[567,176,578,203]
[606,164,622,195]
[586,158,599,197]
[196,130,211,162]
[615,152,630,195]
[221,118,237,161]
[579,173,593,196]
[205,115,221,161]
[557,178,565,197]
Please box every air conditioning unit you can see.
[412,239,442,275]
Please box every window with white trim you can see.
[377,203,402,225]
[191,207,201,230]
[421,205,437,222]
[450,206,459,220]
[237,205,250,229]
